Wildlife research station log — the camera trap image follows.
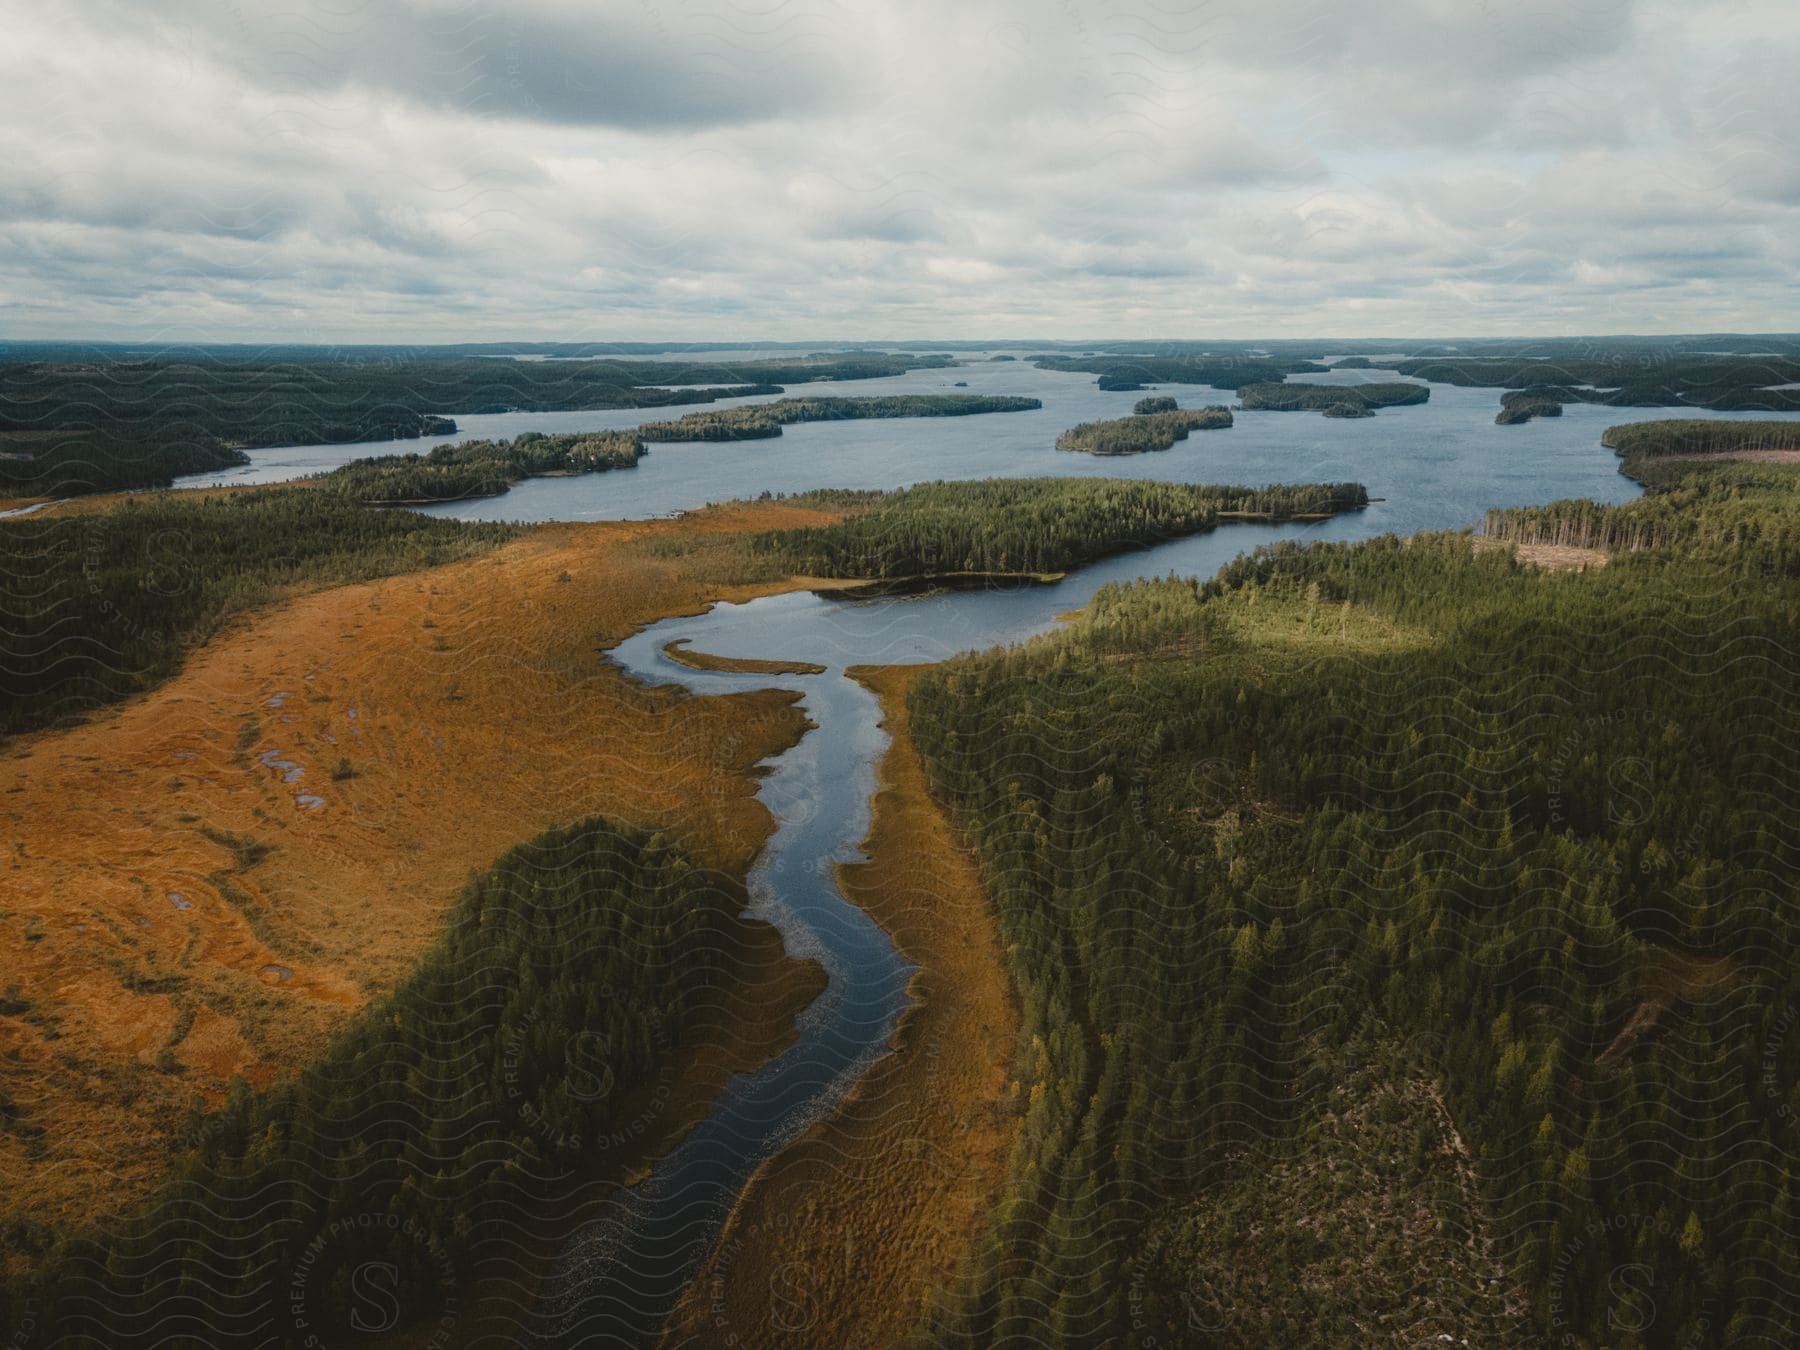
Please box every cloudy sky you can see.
[3,0,1796,341]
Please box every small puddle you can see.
[295,795,325,811]
[267,692,291,709]
[167,892,192,910]
[257,748,305,783]
[260,964,293,984]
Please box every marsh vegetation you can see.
[0,490,512,735]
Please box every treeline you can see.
[637,394,1041,443]
[1481,422,1800,571]
[0,818,748,1346]
[907,485,1800,1346]
[1054,408,1233,455]
[322,430,644,504]
[1032,354,1328,392]
[748,477,1367,579]
[1238,381,1431,414]
[0,352,957,497]
[1601,418,1800,461]
[0,490,512,736]
[1131,397,1178,414]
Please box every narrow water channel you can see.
[527,513,1379,1344]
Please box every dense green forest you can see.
[1132,397,1179,415]
[1601,419,1800,461]
[906,455,1800,1347]
[0,817,751,1346]
[747,478,1367,580]
[1237,381,1431,414]
[0,491,512,736]
[636,394,1040,443]
[1055,408,1233,455]
[0,431,248,497]
[321,430,644,504]
[0,353,954,497]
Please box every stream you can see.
[528,510,1407,1345]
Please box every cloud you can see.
[0,0,1795,339]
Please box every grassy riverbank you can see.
[664,663,1018,1348]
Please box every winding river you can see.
[191,356,1797,1343]
[531,514,1378,1344]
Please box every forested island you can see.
[900,444,1800,1346]
[322,430,644,504]
[320,396,1040,505]
[1495,392,1565,424]
[1237,381,1431,414]
[746,477,1368,581]
[0,352,957,497]
[1053,407,1233,455]
[636,393,1040,442]
[1132,396,1179,414]
[1032,353,1330,391]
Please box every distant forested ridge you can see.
[1032,354,1329,392]
[0,818,756,1346]
[1054,408,1233,455]
[905,455,1800,1347]
[1393,354,1800,418]
[637,394,1040,443]
[0,352,954,497]
[0,491,512,735]
[1237,381,1431,413]
[322,430,644,504]
[749,477,1367,580]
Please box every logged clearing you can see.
[0,501,847,1236]
[1472,535,1610,571]
[662,663,1019,1350]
